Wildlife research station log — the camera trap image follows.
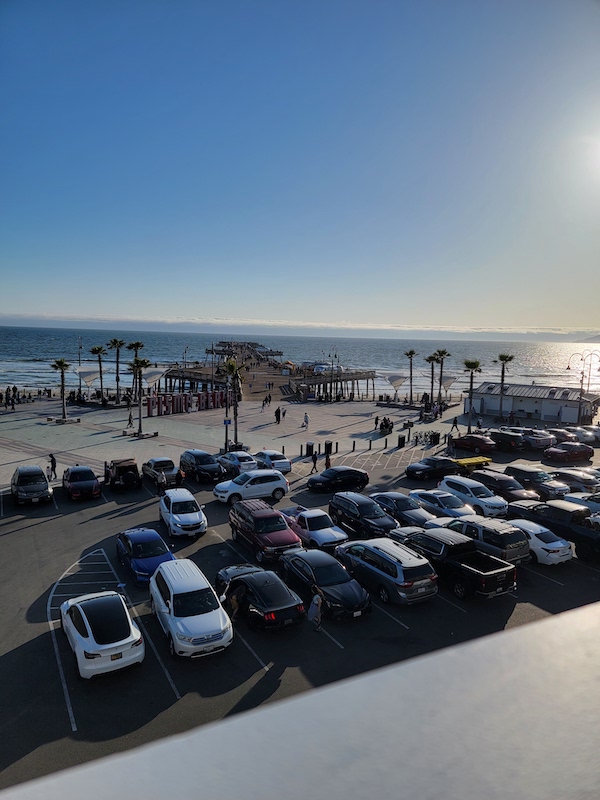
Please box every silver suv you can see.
[335,538,438,605]
[11,465,53,505]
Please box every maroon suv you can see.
[229,499,301,562]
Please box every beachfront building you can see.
[466,382,600,424]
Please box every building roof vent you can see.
[487,384,495,392]
[548,389,556,397]
[562,389,570,398]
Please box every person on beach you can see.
[374,416,379,430]
[450,417,460,432]
[49,454,57,480]
[275,407,281,424]
[310,452,318,474]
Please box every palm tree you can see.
[493,353,514,423]
[126,341,144,398]
[224,357,244,446]
[404,349,418,405]
[424,354,439,407]
[434,349,451,405]
[107,338,125,404]
[50,358,71,420]
[90,345,107,401]
[464,359,482,433]
[128,357,151,435]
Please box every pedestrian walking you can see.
[325,453,331,469]
[127,411,134,428]
[303,412,310,429]
[310,452,318,474]
[477,416,483,430]
[228,584,246,623]
[46,463,52,481]
[268,394,272,405]
[157,470,167,497]
[275,407,281,424]
[49,454,57,480]
[374,416,379,430]
[307,587,323,632]
[450,417,459,432]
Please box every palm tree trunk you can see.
[499,364,505,421]
[61,371,66,420]
[430,363,435,406]
[438,361,444,405]
[98,356,104,399]
[468,372,474,433]
[116,350,121,404]
[409,360,413,405]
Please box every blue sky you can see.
[2,1,600,339]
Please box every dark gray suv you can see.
[329,492,398,539]
[11,465,53,505]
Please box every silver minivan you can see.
[335,538,438,605]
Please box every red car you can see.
[543,442,594,463]
[452,434,496,454]
[62,465,101,500]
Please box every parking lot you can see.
[2,430,600,790]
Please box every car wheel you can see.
[378,585,390,604]
[529,550,538,564]
[272,488,285,501]
[255,550,265,563]
[73,652,83,680]
[168,636,177,659]
[229,494,242,505]
[473,506,484,516]
[474,447,481,454]
[330,510,340,524]
[452,578,468,600]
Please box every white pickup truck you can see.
[280,505,348,551]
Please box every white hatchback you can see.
[438,476,508,518]
[60,591,145,679]
[213,469,289,504]
[159,488,207,538]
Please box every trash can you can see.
[430,432,441,446]
[397,434,406,449]
[306,441,314,457]
[324,440,333,456]
[378,395,384,402]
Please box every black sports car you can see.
[214,564,305,630]
[307,466,369,492]
[405,456,462,481]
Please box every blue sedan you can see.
[116,528,175,585]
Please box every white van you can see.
[149,559,233,658]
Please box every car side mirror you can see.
[219,594,226,603]
[200,504,206,509]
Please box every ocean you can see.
[1,325,598,400]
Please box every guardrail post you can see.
[352,441,355,452]
[282,445,285,454]
[300,445,303,457]
[368,439,372,450]
[336,442,339,453]
[384,438,388,448]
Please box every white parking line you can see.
[234,631,271,671]
[214,531,251,562]
[521,566,564,587]
[372,602,410,629]
[320,628,345,649]
[572,560,600,575]
[437,594,468,613]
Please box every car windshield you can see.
[362,504,387,519]
[70,468,96,481]
[172,501,200,514]
[501,478,522,490]
[320,469,338,478]
[270,454,287,462]
[395,496,419,510]
[535,531,561,544]
[307,515,334,531]
[18,473,46,485]
[531,471,552,482]
[173,588,219,617]
[133,540,168,558]
[196,454,216,465]
[313,562,351,586]
[154,460,175,470]
[442,495,464,508]
[233,474,251,485]
[237,454,254,463]
[81,595,130,644]
[255,517,288,534]
[472,486,493,498]
[404,565,435,580]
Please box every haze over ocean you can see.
[1,326,597,399]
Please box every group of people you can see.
[227,582,324,632]
[2,386,38,410]
[261,394,273,411]
[374,415,394,435]
[309,451,331,474]
[274,406,286,424]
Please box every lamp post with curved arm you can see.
[566,350,600,425]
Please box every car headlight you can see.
[134,571,147,579]
[176,633,194,643]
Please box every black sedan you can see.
[214,564,305,630]
[279,549,371,620]
[62,466,101,500]
[369,491,436,526]
[405,456,463,481]
[307,466,369,492]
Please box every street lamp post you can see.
[566,350,600,425]
[78,336,82,395]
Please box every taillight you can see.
[399,581,414,588]
[429,575,437,582]
[297,604,305,613]
[264,612,276,622]
[132,637,143,648]
[84,651,100,659]
[512,569,517,586]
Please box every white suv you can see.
[149,560,233,659]
[159,488,207,538]
[213,469,289,504]
[438,476,508,518]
